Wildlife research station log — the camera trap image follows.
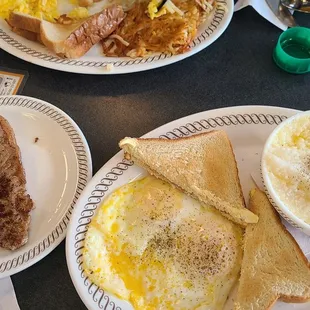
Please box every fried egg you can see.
[83,176,243,310]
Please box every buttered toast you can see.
[7,6,125,59]
[235,189,310,309]
[119,131,258,226]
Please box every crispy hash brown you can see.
[102,0,212,57]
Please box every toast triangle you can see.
[234,188,310,310]
[119,131,258,226]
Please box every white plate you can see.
[0,95,92,278]
[0,0,232,75]
[66,105,310,310]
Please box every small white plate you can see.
[66,105,310,310]
[0,95,92,278]
[0,0,232,74]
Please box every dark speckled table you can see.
[1,6,310,310]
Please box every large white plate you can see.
[0,95,92,278]
[0,0,232,74]
[66,105,310,310]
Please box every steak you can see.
[0,116,34,250]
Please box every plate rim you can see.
[65,105,302,310]
[0,0,233,75]
[0,95,93,278]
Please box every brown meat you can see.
[0,116,34,251]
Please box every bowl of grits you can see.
[262,111,310,235]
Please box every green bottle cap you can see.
[273,27,310,74]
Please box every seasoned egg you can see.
[83,176,243,310]
[148,0,166,19]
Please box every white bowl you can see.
[261,110,310,236]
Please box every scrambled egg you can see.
[147,0,184,20]
[265,115,310,224]
[148,0,165,19]
[0,0,59,21]
[0,0,89,22]
[67,7,89,19]
[83,176,243,309]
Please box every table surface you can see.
[1,6,310,310]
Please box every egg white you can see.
[83,176,243,310]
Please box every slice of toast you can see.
[6,14,41,42]
[40,5,125,58]
[11,27,40,42]
[0,116,34,250]
[119,131,258,226]
[8,12,41,34]
[234,188,310,310]
[8,6,125,59]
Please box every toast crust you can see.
[8,12,41,33]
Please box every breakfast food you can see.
[0,116,34,250]
[6,13,42,42]
[41,5,125,58]
[8,12,41,33]
[102,0,215,57]
[83,176,243,309]
[0,0,60,21]
[119,131,258,226]
[7,6,125,59]
[79,0,101,7]
[235,188,310,310]
[263,113,310,225]
[1,0,220,58]
[82,125,310,309]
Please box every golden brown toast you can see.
[119,131,258,226]
[235,188,310,310]
[8,7,125,59]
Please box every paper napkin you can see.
[0,277,20,310]
[235,0,289,31]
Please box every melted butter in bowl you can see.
[262,111,310,234]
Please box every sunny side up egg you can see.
[83,176,243,310]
